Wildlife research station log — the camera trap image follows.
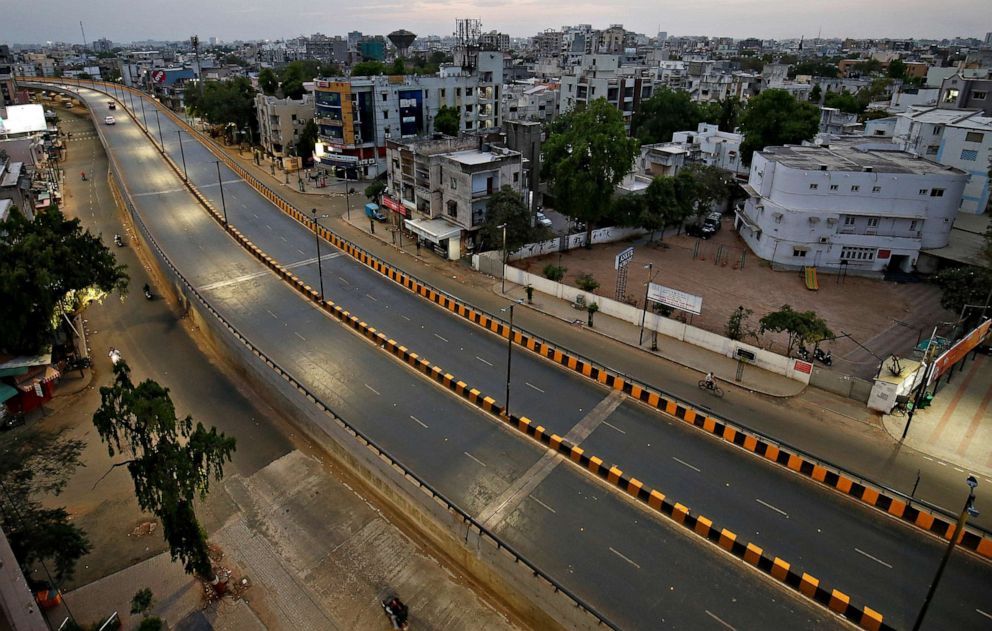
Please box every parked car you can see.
[536,211,553,228]
[686,211,723,239]
[104,116,116,125]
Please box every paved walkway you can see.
[883,351,992,479]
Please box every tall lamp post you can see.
[639,263,660,347]
[153,109,165,151]
[912,475,979,631]
[138,94,148,130]
[215,161,228,224]
[498,223,508,294]
[500,300,524,418]
[310,208,328,301]
[176,130,188,181]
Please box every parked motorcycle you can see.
[814,347,833,366]
[114,234,124,247]
[796,344,811,362]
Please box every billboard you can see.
[929,318,991,383]
[647,283,703,315]
[397,89,423,137]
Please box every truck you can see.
[365,203,386,222]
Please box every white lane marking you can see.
[923,456,933,461]
[294,332,306,341]
[476,356,493,366]
[525,382,545,393]
[672,457,701,472]
[400,314,411,321]
[529,495,557,514]
[977,609,992,621]
[338,276,350,284]
[297,249,305,255]
[132,187,187,197]
[954,467,964,472]
[265,224,272,230]
[937,461,948,467]
[364,384,381,396]
[434,333,449,343]
[266,309,278,319]
[755,498,789,518]
[464,452,487,467]
[603,421,626,435]
[409,415,428,429]
[608,547,641,569]
[854,548,893,569]
[365,293,378,301]
[705,610,738,631]
[280,236,287,242]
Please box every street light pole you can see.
[311,208,326,301]
[215,161,228,224]
[153,109,164,151]
[639,263,654,346]
[138,94,148,130]
[912,476,979,631]
[176,130,188,181]
[501,301,522,418]
[499,223,508,294]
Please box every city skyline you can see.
[4,0,990,46]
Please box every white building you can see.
[892,106,992,214]
[501,81,559,122]
[671,123,746,176]
[736,140,967,274]
[559,54,657,126]
[255,93,315,159]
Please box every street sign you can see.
[151,70,166,84]
[647,283,703,315]
[615,246,634,270]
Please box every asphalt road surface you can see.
[42,82,992,630]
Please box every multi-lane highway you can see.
[44,81,992,630]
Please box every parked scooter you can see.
[814,347,833,366]
[381,596,409,630]
[796,343,811,362]
[114,234,124,247]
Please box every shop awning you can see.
[0,383,18,403]
[404,218,461,244]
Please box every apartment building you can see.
[0,45,15,109]
[313,47,503,178]
[893,106,992,214]
[938,74,992,116]
[501,81,559,122]
[255,93,315,159]
[671,123,747,176]
[559,54,656,125]
[384,136,524,258]
[736,140,966,273]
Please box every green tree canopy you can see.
[823,90,862,114]
[739,89,820,164]
[295,119,318,164]
[932,266,992,315]
[478,186,537,252]
[759,304,833,356]
[809,84,822,103]
[0,429,89,582]
[681,163,736,218]
[790,60,839,79]
[434,105,460,136]
[364,179,386,202]
[631,88,710,143]
[542,99,639,243]
[0,206,128,355]
[93,361,236,579]
[186,76,257,137]
[351,61,387,76]
[887,59,907,80]
[257,68,278,96]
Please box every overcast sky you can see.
[5,0,989,45]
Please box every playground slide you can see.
[803,266,819,291]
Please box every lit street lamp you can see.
[310,208,329,301]
[912,475,980,631]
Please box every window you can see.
[926,145,939,155]
[809,183,819,190]
[965,131,985,143]
[793,248,807,257]
[844,215,856,225]
[841,246,876,261]
[919,189,928,195]
[440,88,446,98]
[450,177,457,190]
[830,184,839,191]
[851,185,860,192]
[867,217,879,227]
[382,92,388,101]
[961,149,979,161]
[972,91,987,101]
[872,186,881,193]
[513,171,519,182]
[932,126,941,135]
[291,114,297,121]
[446,200,457,218]
[456,88,462,97]
[383,110,389,119]
[910,220,918,231]
[930,188,944,197]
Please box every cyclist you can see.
[704,371,716,390]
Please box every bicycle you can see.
[698,379,724,398]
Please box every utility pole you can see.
[79,21,88,51]
[191,35,204,100]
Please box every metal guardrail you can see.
[46,79,620,631]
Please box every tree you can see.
[257,68,278,96]
[887,59,907,81]
[351,61,387,76]
[575,273,599,293]
[932,267,992,315]
[789,60,839,79]
[131,588,154,616]
[185,77,257,138]
[631,88,710,143]
[93,361,236,579]
[0,206,128,355]
[389,58,407,75]
[716,96,742,132]
[809,84,822,103]
[295,119,318,164]
[478,186,534,252]
[725,305,757,342]
[853,59,883,76]
[434,105,460,136]
[0,429,89,582]
[681,164,735,218]
[823,90,862,114]
[542,99,639,244]
[759,305,833,356]
[638,175,693,242]
[739,89,820,164]
[364,179,386,203]
[543,264,566,281]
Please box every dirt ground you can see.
[516,218,953,374]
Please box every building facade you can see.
[559,54,656,126]
[736,141,967,274]
[255,93,315,159]
[313,47,503,178]
[938,74,992,116]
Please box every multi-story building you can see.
[255,93,315,159]
[671,123,747,176]
[559,54,656,126]
[383,135,524,258]
[893,106,992,214]
[533,30,564,59]
[938,74,992,116]
[312,47,503,178]
[501,81,559,122]
[308,33,348,63]
[735,140,967,274]
[0,45,16,109]
[479,31,510,52]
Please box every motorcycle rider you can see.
[143,283,152,298]
[384,596,408,629]
[80,171,86,181]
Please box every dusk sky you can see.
[5,0,989,45]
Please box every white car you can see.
[104,116,116,125]
[536,211,553,228]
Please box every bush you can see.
[575,273,600,293]
[137,618,163,631]
[543,264,566,281]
